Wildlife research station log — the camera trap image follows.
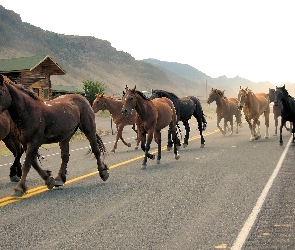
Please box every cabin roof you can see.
[0,55,66,75]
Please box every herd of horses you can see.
[0,73,294,197]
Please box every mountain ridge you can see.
[1,5,294,99]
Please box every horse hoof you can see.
[200,144,205,148]
[280,142,284,146]
[167,146,172,151]
[183,144,187,148]
[152,155,156,160]
[127,143,131,147]
[46,176,55,189]
[111,149,115,153]
[10,175,20,182]
[134,146,138,150]
[99,168,109,182]
[54,179,64,187]
[175,154,180,160]
[141,164,146,170]
[13,189,25,197]
[157,160,160,164]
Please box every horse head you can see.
[92,94,106,112]
[121,86,137,116]
[207,88,218,104]
[238,86,248,110]
[268,88,276,103]
[0,75,12,113]
[274,85,287,106]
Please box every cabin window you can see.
[43,88,49,99]
[32,88,40,96]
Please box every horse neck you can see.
[134,93,150,119]
[281,95,295,112]
[103,97,123,117]
[245,92,257,108]
[214,95,226,107]
[6,83,35,124]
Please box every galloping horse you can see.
[0,110,24,182]
[207,88,242,136]
[274,85,295,145]
[92,94,139,152]
[268,88,291,136]
[0,74,109,196]
[121,86,180,168]
[150,89,206,148]
[238,86,270,141]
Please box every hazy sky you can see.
[1,1,295,85]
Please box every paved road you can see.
[0,114,294,249]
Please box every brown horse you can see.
[207,88,242,136]
[0,74,109,197]
[268,88,291,135]
[121,86,180,168]
[92,94,139,152]
[0,110,24,182]
[238,86,270,141]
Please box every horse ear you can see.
[123,90,125,95]
[131,85,136,92]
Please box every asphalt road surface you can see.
[0,113,294,249]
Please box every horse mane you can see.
[152,89,179,100]
[3,75,43,102]
[134,89,150,100]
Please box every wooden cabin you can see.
[0,55,66,100]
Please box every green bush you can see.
[82,80,106,105]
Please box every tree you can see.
[82,80,106,105]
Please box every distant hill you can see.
[1,5,293,100]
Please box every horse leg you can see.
[167,128,173,151]
[54,140,70,186]
[254,119,261,140]
[132,124,139,149]
[279,117,285,146]
[264,110,270,139]
[217,115,224,135]
[229,117,234,135]
[3,135,24,182]
[196,116,205,148]
[223,119,227,136]
[154,130,161,164]
[13,147,54,197]
[183,120,190,147]
[142,138,154,169]
[274,116,278,136]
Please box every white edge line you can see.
[231,135,293,249]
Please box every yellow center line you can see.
[0,129,218,207]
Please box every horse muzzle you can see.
[121,108,129,116]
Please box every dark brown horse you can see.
[268,88,291,135]
[0,110,24,182]
[121,86,180,168]
[0,74,109,197]
[92,94,139,152]
[238,87,270,141]
[207,88,242,136]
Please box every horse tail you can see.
[96,132,108,155]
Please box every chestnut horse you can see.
[0,74,109,197]
[92,94,139,152]
[238,87,270,141]
[207,88,242,136]
[121,86,180,168]
[268,88,291,135]
[0,110,24,182]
